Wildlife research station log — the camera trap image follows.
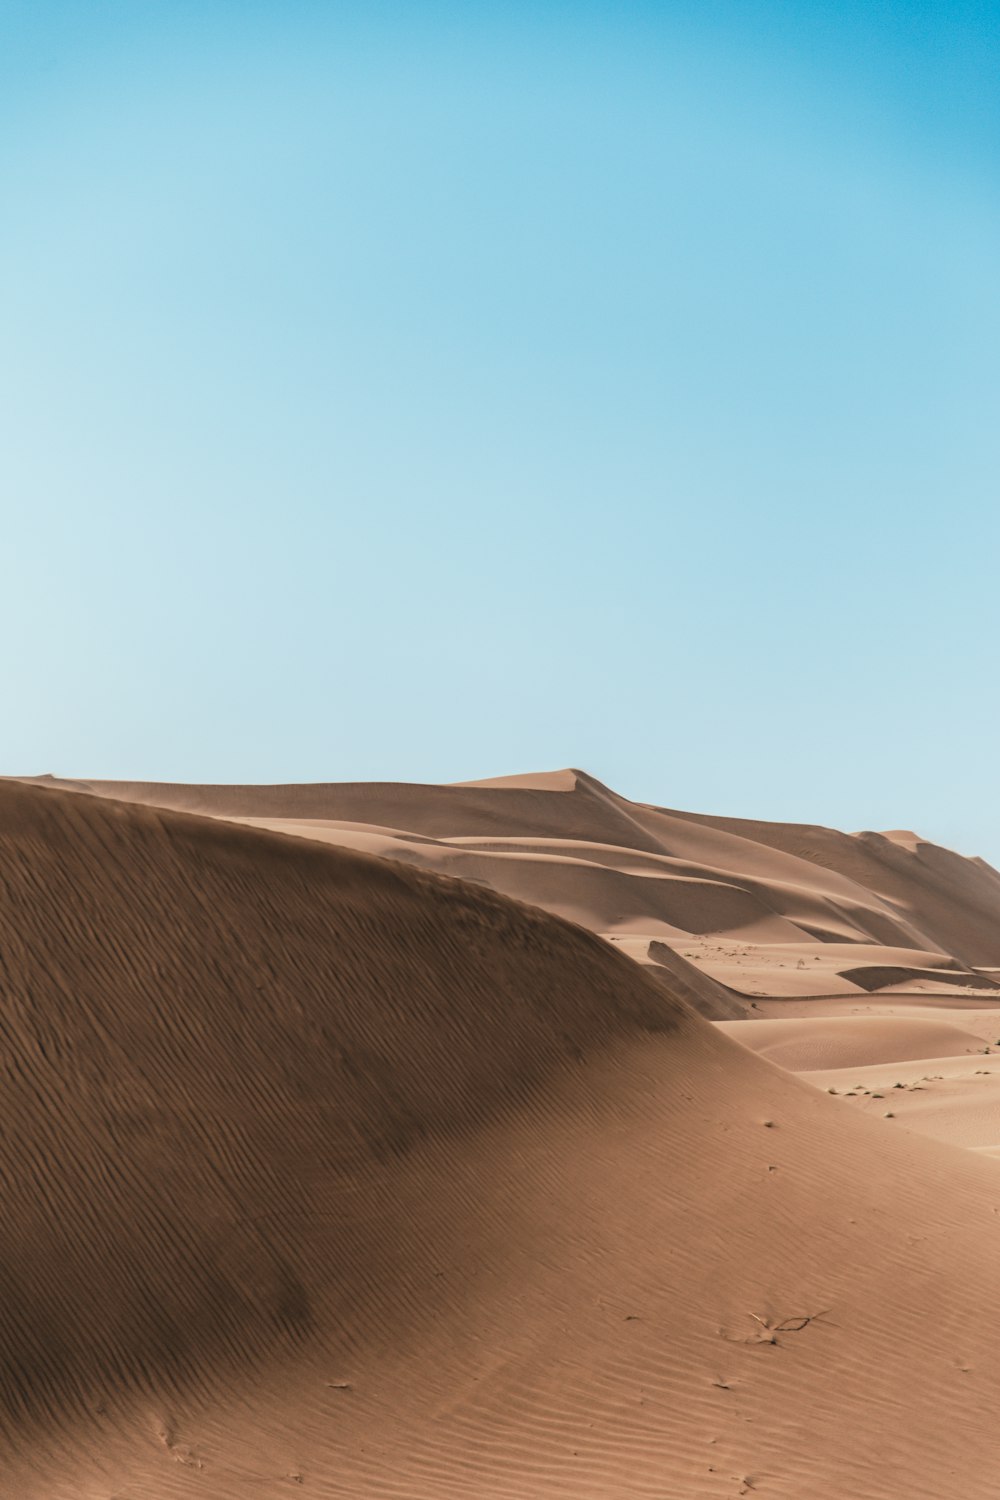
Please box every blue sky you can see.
[3,2,998,857]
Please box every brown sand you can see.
[5,774,1000,1495]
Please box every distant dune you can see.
[5,773,1000,1496]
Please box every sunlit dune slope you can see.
[5,782,1000,1498]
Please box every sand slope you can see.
[4,781,1000,1497]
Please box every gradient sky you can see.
[3,2,998,857]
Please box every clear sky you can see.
[3,2,998,858]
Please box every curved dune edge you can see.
[4,782,1000,1496]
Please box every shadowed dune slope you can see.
[6,782,1000,1497]
[0,781,674,1429]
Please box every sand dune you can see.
[29,767,1000,1006]
[5,778,1000,1496]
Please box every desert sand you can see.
[5,770,1000,1497]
